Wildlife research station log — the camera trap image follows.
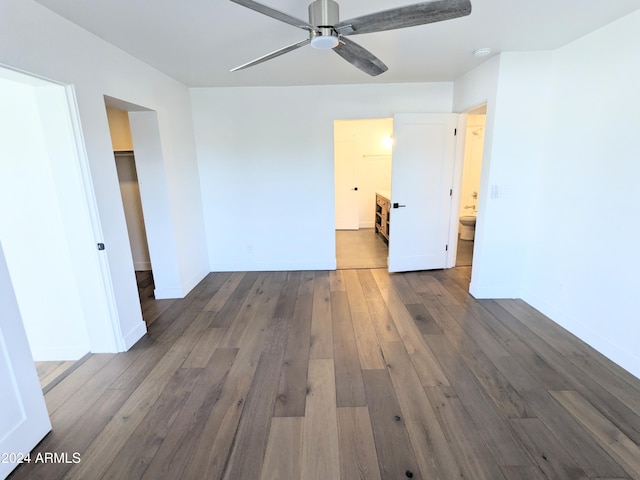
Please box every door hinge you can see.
[450,189,453,196]
[454,128,457,136]
[445,244,449,251]
[97,243,105,251]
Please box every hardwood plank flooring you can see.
[336,406,381,480]
[135,270,174,327]
[260,416,303,480]
[301,359,341,480]
[35,361,76,390]
[9,267,640,480]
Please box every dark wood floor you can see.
[10,267,640,480]
[135,270,175,327]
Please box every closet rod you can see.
[114,150,134,157]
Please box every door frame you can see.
[66,85,125,350]
[448,103,488,270]
[0,64,123,353]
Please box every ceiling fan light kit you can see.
[229,0,472,76]
[311,34,340,49]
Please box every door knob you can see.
[351,187,358,191]
[393,203,406,208]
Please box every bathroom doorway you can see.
[334,118,393,269]
[456,105,486,267]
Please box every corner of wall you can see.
[181,267,210,297]
[522,290,640,380]
[122,321,147,351]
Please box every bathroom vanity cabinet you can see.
[375,191,391,243]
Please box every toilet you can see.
[459,215,477,241]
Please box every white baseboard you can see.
[522,293,640,380]
[154,267,209,299]
[211,258,337,272]
[154,286,185,300]
[469,281,520,299]
[30,346,89,362]
[181,267,209,296]
[123,321,147,350]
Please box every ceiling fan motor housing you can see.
[309,0,339,26]
[309,0,340,46]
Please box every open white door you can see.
[388,113,457,272]
[0,242,52,479]
[334,139,359,230]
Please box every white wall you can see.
[454,12,640,377]
[191,83,453,271]
[0,78,92,360]
[0,0,208,351]
[453,52,553,298]
[522,11,640,378]
[127,110,186,299]
[115,154,152,271]
[335,118,393,229]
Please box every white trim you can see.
[181,268,209,296]
[123,322,147,350]
[27,347,89,363]
[469,281,519,299]
[0,62,62,86]
[446,114,467,268]
[211,259,337,273]
[154,286,187,300]
[134,262,152,271]
[154,267,209,299]
[522,293,640,379]
[64,85,125,352]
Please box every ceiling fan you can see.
[229,0,472,76]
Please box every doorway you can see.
[334,118,393,269]
[455,105,486,268]
[105,105,157,323]
[0,68,108,389]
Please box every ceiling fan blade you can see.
[333,37,388,76]
[230,0,313,30]
[230,39,311,72]
[334,0,472,35]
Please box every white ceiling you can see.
[34,0,640,87]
